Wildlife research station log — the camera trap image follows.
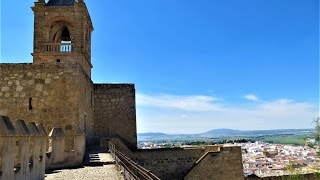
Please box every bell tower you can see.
[32,0,94,77]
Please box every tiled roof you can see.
[46,0,76,6]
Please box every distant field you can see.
[260,136,306,145]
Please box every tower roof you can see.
[46,0,76,6]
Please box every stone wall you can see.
[46,127,86,170]
[78,67,94,141]
[110,138,244,180]
[94,84,137,147]
[185,146,244,180]
[133,148,205,179]
[0,62,94,143]
[0,115,86,180]
[0,62,138,147]
[0,116,46,180]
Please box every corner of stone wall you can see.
[184,145,244,180]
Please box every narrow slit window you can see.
[29,98,32,110]
[91,91,93,107]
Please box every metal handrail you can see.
[108,142,161,180]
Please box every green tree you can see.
[313,117,320,157]
[313,117,320,143]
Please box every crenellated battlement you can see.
[0,116,86,180]
[0,116,46,180]
[46,127,86,170]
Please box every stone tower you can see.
[32,0,94,77]
[1,0,137,148]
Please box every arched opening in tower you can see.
[53,26,72,52]
[60,27,71,42]
[59,27,72,52]
[49,22,73,52]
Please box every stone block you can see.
[1,87,9,92]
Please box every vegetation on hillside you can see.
[313,117,320,155]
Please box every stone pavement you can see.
[45,150,124,180]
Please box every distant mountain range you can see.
[200,128,314,136]
[138,128,314,141]
[201,128,242,136]
[138,132,168,137]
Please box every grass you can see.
[262,136,305,145]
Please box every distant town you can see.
[242,141,318,177]
[138,128,319,177]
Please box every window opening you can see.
[29,98,32,110]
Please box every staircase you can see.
[84,146,116,166]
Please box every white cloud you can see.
[136,93,318,133]
[136,93,222,112]
[243,94,259,101]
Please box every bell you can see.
[61,27,71,41]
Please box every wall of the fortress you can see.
[94,84,137,147]
[0,116,47,180]
[133,147,243,180]
[0,63,94,140]
[110,139,244,180]
[132,148,205,179]
[78,68,94,140]
[33,53,92,78]
[185,146,244,180]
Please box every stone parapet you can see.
[0,116,46,180]
[185,146,243,180]
[0,115,86,180]
[109,138,244,180]
[46,127,86,170]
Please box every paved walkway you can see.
[45,151,124,180]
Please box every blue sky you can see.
[1,0,319,133]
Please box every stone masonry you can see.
[32,0,93,77]
[0,0,138,148]
[94,84,137,146]
[0,63,94,144]
[0,0,245,179]
[110,138,244,180]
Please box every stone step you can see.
[83,147,116,167]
